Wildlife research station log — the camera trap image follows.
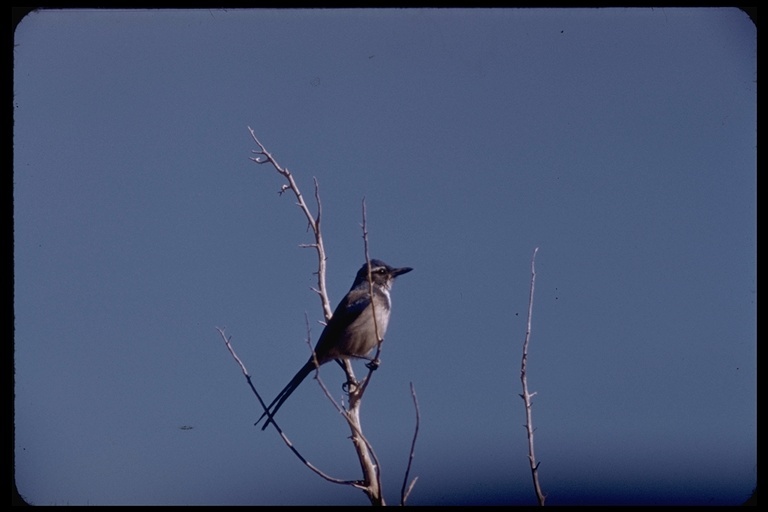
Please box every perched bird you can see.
[256,259,412,430]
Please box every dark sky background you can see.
[14,8,756,505]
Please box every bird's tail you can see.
[256,360,316,431]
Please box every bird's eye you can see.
[376,268,386,274]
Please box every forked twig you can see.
[248,127,332,321]
[215,327,356,487]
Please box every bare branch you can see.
[304,314,347,421]
[359,198,383,396]
[311,178,332,321]
[519,247,546,506]
[400,382,421,505]
[216,327,359,488]
[362,198,381,343]
[325,196,385,505]
[215,326,271,416]
[247,131,387,504]
[215,327,250,378]
[247,126,331,321]
[300,316,386,492]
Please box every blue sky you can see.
[13,8,755,506]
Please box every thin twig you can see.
[214,326,269,413]
[519,247,546,505]
[247,127,331,320]
[400,382,421,505]
[215,328,355,486]
[359,197,383,396]
[345,196,384,503]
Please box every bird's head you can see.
[354,259,413,290]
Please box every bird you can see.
[256,259,412,430]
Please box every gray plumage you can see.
[256,259,412,430]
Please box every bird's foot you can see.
[342,379,360,393]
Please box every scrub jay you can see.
[256,259,412,430]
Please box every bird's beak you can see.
[392,266,413,278]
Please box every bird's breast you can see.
[339,301,391,358]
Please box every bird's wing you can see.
[312,288,369,359]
